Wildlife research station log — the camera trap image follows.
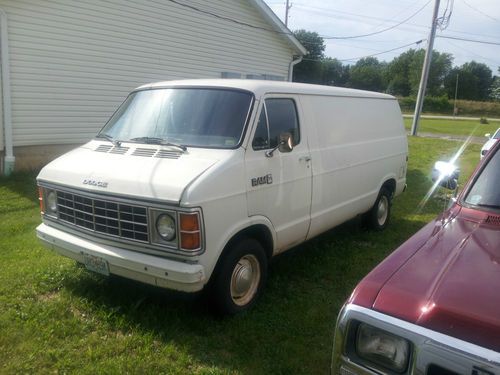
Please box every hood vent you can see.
[109,146,129,155]
[132,148,156,157]
[95,144,112,153]
[95,144,181,159]
[485,215,500,226]
[156,150,181,159]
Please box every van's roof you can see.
[134,79,395,100]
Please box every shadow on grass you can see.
[0,171,40,206]
[57,212,430,374]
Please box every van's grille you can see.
[56,191,149,242]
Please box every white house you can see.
[0,0,305,174]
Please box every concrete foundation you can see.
[1,144,80,173]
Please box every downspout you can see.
[0,8,14,176]
[288,55,303,82]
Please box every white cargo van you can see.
[36,80,407,314]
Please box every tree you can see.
[347,57,386,92]
[385,49,418,96]
[491,68,500,101]
[292,30,325,83]
[408,50,453,96]
[320,57,350,86]
[444,61,493,100]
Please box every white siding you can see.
[0,0,296,146]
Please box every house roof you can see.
[249,0,307,56]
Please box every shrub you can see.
[397,96,452,113]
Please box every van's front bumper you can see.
[36,223,206,292]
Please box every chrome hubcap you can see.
[230,254,260,306]
[377,195,389,226]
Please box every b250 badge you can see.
[251,174,273,187]
[83,179,108,188]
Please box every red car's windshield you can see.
[464,145,500,210]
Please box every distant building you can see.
[0,0,305,173]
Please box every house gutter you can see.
[288,56,303,82]
[0,8,14,176]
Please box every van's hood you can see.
[37,141,222,203]
[372,206,500,351]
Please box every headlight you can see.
[155,214,176,241]
[46,190,58,214]
[356,323,410,373]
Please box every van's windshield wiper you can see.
[96,133,122,147]
[129,137,187,152]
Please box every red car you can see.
[332,140,500,375]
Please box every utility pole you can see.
[410,0,440,136]
[285,0,292,27]
[453,73,459,117]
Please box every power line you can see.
[338,39,425,61]
[460,0,500,23]
[321,0,432,39]
[301,39,425,63]
[437,35,500,46]
[436,0,453,30]
[167,0,431,41]
[442,39,500,66]
[166,0,288,34]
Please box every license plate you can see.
[82,253,110,276]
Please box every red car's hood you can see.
[373,206,500,351]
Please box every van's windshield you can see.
[98,88,253,149]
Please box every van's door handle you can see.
[299,156,311,162]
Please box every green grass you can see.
[0,138,481,374]
[403,117,499,137]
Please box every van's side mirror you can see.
[431,161,460,190]
[278,132,294,153]
[485,133,491,138]
[265,132,294,157]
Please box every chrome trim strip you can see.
[38,181,180,207]
[344,304,500,364]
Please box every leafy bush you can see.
[398,96,453,113]
[398,97,500,117]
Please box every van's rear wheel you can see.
[212,238,267,315]
[366,187,392,231]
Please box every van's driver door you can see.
[245,96,312,253]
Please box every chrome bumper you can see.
[36,223,206,292]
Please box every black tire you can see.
[366,187,392,231]
[211,238,268,315]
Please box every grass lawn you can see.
[0,137,481,374]
[403,117,499,137]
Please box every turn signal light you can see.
[179,212,201,251]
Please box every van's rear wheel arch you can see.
[365,180,395,231]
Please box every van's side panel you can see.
[301,95,407,239]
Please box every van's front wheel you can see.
[366,188,392,231]
[212,238,267,315]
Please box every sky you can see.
[263,0,500,74]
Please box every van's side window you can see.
[265,99,300,148]
[252,98,300,150]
